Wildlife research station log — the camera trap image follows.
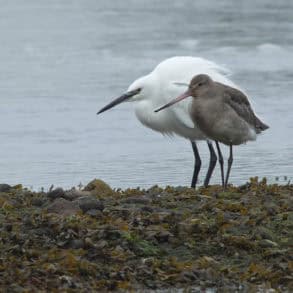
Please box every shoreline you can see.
[0,178,292,291]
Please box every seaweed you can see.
[0,178,292,291]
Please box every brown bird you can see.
[155,74,269,188]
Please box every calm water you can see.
[0,0,292,189]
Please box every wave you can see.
[178,39,200,50]
[199,43,293,73]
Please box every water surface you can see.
[0,0,292,189]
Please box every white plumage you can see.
[128,56,238,140]
[98,56,239,187]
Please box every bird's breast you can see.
[134,100,172,134]
[134,100,205,140]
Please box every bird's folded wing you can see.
[224,87,269,132]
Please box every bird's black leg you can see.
[203,141,217,187]
[224,145,233,189]
[215,141,225,187]
[190,141,201,188]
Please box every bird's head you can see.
[97,75,151,115]
[188,74,212,96]
[154,74,212,113]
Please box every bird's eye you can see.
[198,83,203,87]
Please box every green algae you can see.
[122,232,162,257]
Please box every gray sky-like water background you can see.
[0,0,292,189]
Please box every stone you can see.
[47,188,65,200]
[63,190,92,201]
[0,184,12,192]
[69,239,84,249]
[154,230,173,243]
[4,223,12,232]
[149,211,173,224]
[141,205,154,213]
[259,239,278,248]
[122,195,151,205]
[84,179,113,197]
[74,196,104,213]
[47,198,80,216]
[85,209,103,217]
[31,197,46,207]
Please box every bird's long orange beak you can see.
[154,90,191,113]
[97,88,141,114]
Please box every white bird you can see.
[97,56,239,188]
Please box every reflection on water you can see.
[0,0,292,189]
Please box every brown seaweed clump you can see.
[0,178,292,292]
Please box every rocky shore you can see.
[0,178,292,292]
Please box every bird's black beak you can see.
[97,88,141,114]
[154,90,191,113]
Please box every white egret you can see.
[97,56,238,187]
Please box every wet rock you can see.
[47,198,80,216]
[259,239,278,248]
[63,189,92,201]
[254,227,276,241]
[149,211,173,224]
[223,211,239,221]
[122,195,151,205]
[143,224,173,243]
[85,209,103,217]
[101,227,123,241]
[46,263,58,274]
[0,184,12,192]
[96,239,108,249]
[74,196,104,213]
[155,230,173,243]
[23,216,33,227]
[31,197,47,207]
[33,227,52,236]
[69,239,84,249]
[47,187,65,200]
[59,275,76,288]
[141,205,154,213]
[264,204,278,216]
[8,284,25,292]
[180,270,198,281]
[178,218,204,236]
[110,207,131,219]
[84,179,113,197]
[145,185,163,196]
[197,256,220,268]
[4,223,12,232]
[5,198,20,208]
[85,237,97,248]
